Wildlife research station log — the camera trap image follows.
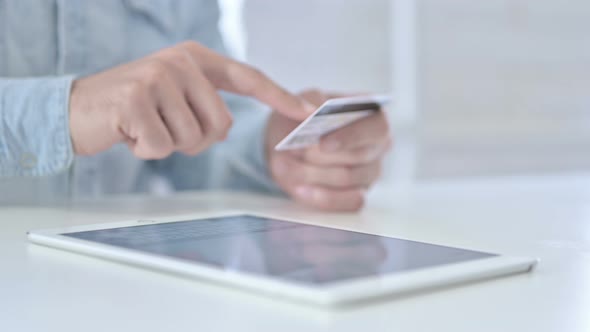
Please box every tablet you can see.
[27,212,537,306]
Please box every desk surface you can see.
[2,175,590,332]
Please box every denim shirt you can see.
[0,0,279,203]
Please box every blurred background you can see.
[220,0,590,197]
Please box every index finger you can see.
[180,41,314,121]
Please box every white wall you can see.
[416,0,590,177]
[242,0,590,187]
[243,0,392,94]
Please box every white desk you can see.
[1,175,589,332]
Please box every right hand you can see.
[69,41,315,158]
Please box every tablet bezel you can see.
[27,211,538,306]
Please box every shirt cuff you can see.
[0,76,75,177]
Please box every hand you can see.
[69,41,314,158]
[267,89,392,212]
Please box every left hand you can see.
[266,89,392,212]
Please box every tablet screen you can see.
[63,215,495,285]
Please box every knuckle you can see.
[176,120,201,149]
[154,136,175,159]
[142,60,169,87]
[176,121,201,146]
[169,47,189,62]
[178,129,202,151]
[121,80,148,106]
[154,143,174,159]
[136,145,171,160]
[153,150,172,160]
[182,144,203,156]
[179,40,201,52]
[217,113,233,139]
[208,114,233,141]
[163,47,192,68]
[184,133,203,151]
[175,137,193,151]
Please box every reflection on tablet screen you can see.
[63,215,495,285]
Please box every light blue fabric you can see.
[0,0,281,204]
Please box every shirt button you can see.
[20,153,37,169]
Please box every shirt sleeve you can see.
[0,76,75,177]
[151,92,284,195]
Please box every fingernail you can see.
[303,101,317,114]
[295,186,314,199]
[322,140,341,152]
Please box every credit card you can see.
[274,94,391,151]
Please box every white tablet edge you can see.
[27,210,538,307]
